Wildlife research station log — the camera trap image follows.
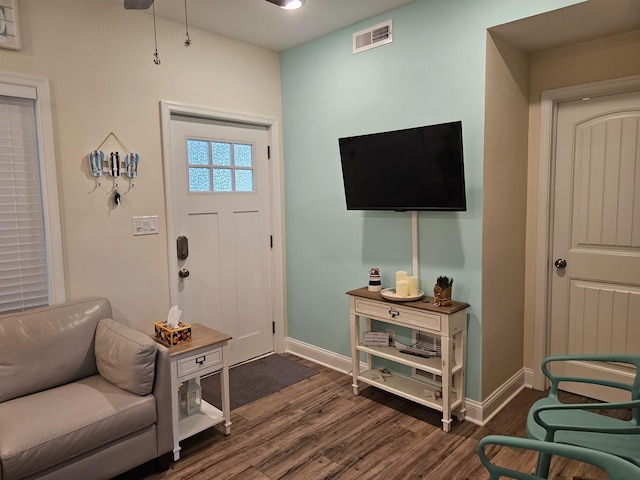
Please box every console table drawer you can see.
[355,299,441,331]
[177,348,222,378]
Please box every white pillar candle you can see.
[407,276,419,296]
[396,280,409,296]
[396,270,408,296]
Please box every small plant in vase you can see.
[433,276,453,306]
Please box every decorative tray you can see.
[380,288,424,302]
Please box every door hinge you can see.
[270,235,273,248]
[272,321,276,334]
[267,145,271,159]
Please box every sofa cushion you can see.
[95,318,157,396]
[0,375,156,480]
[0,298,112,403]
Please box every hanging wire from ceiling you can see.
[152,2,161,64]
[184,0,192,47]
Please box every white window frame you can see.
[0,72,65,307]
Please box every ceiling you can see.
[101,0,417,52]
[490,0,640,52]
[102,0,640,53]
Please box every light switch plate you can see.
[132,215,159,236]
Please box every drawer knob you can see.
[388,309,400,318]
[196,355,206,365]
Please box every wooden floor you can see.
[118,355,609,480]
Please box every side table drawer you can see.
[177,348,222,379]
[355,299,441,332]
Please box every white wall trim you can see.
[159,100,286,355]
[0,71,66,305]
[285,337,361,374]
[285,337,525,427]
[533,74,640,390]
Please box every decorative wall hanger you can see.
[89,132,140,206]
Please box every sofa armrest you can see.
[153,342,173,456]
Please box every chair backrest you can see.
[542,354,640,425]
[478,435,640,480]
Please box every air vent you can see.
[353,20,393,54]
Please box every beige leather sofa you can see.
[0,298,173,480]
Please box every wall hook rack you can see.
[89,132,140,197]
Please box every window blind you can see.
[0,95,49,312]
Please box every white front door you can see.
[169,114,273,366]
[549,90,640,401]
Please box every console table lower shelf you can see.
[348,287,469,432]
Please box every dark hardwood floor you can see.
[118,355,610,480]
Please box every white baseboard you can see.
[285,337,524,427]
[285,337,362,374]
[524,367,535,389]
[466,369,525,426]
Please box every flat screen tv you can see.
[338,121,466,211]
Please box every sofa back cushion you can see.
[95,318,157,396]
[0,298,112,402]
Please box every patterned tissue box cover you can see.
[154,321,192,347]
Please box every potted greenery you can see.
[433,276,453,306]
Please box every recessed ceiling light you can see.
[282,0,303,9]
[265,0,305,10]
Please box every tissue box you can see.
[154,321,192,347]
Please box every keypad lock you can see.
[177,235,189,260]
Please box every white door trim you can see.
[533,74,640,390]
[159,101,286,354]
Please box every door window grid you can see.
[187,139,254,193]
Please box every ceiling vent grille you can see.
[353,20,393,54]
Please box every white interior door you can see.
[169,115,273,366]
[550,90,640,401]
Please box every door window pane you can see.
[234,144,252,167]
[187,140,209,165]
[235,170,253,192]
[189,168,211,192]
[213,169,232,192]
[212,142,232,166]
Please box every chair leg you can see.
[536,451,552,478]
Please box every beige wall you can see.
[523,30,640,372]
[482,33,530,398]
[0,0,282,331]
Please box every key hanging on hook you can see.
[114,190,121,206]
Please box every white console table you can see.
[159,323,232,460]
[348,287,469,432]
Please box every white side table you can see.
[158,323,232,461]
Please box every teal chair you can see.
[527,354,640,477]
[478,435,640,480]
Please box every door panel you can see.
[170,115,273,366]
[550,90,640,401]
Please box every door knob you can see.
[179,268,190,278]
[554,258,567,269]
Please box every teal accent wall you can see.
[280,0,581,401]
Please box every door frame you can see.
[159,100,286,355]
[532,75,640,390]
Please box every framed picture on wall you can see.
[0,0,20,51]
